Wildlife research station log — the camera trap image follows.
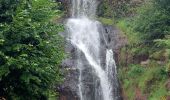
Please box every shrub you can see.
[0,0,65,99]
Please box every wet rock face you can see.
[58,69,79,100]
[101,25,128,65]
[102,25,127,51]
[58,42,79,100]
[58,25,126,100]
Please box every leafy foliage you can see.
[116,0,170,99]
[133,0,170,42]
[97,0,144,19]
[0,0,65,99]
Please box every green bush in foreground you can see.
[0,0,65,99]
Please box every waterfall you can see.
[66,0,119,100]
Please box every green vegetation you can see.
[0,0,65,99]
[98,0,170,99]
[119,64,169,99]
[116,0,170,99]
[97,0,136,19]
[98,17,114,25]
[0,0,169,99]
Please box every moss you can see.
[98,17,114,25]
[150,50,166,61]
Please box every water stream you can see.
[66,0,119,100]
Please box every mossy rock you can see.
[150,50,167,61]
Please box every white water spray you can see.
[66,0,118,100]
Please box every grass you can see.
[149,80,168,100]
[118,63,169,99]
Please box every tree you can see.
[0,0,65,99]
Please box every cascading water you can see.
[66,0,119,100]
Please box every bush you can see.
[127,64,144,78]
[132,0,170,42]
[0,0,65,99]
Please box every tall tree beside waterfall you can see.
[0,0,65,99]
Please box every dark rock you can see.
[58,24,126,100]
